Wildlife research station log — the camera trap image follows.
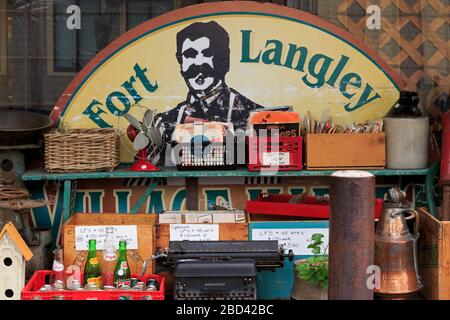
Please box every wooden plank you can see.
[418,207,441,300]
[156,223,248,249]
[306,133,385,169]
[63,213,156,275]
[307,165,385,170]
[62,180,72,223]
[156,212,249,250]
[441,220,450,298]
[417,207,450,300]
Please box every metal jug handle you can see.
[403,209,420,239]
[402,208,423,285]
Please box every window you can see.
[286,0,318,15]
[126,0,173,30]
[49,0,173,73]
[0,0,6,75]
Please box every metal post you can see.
[329,170,375,300]
[62,180,72,223]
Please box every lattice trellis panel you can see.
[336,0,449,114]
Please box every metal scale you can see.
[0,109,53,279]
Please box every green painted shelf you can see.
[22,166,430,181]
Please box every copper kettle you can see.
[374,188,423,296]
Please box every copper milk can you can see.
[374,191,423,296]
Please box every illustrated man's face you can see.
[181,37,216,92]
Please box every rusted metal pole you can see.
[329,171,375,300]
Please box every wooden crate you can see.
[418,207,450,300]
[305,133,385,170]
[156,211,248,250]
[62,213,156,275]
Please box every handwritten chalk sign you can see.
[251,228,329,256]
[170,224,219,241]
[75,225,138,251]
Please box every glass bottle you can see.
[84,239,102,289]
[102,227,117,287]
[114,240,131,288]
[49,248,65,290]
[386,91,423,117]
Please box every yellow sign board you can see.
[51,2,404,162]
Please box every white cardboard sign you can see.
[251,228,329,256]
[75,225,138,251]
[170,224,219,241]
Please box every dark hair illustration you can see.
[176,21,230,78]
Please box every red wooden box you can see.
[21,270,165,300]
[246,193,383,219]
[247,136,303,171]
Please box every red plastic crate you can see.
[246,193,383,219]
[247,136,303,171]
[21,270,165,300]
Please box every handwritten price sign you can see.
[170,224,219,241]
[75,225,138,251]
[251,228,329,256]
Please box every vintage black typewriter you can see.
[156,240,292,300]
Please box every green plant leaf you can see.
[311,234,324,241]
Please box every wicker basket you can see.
[44,128,120,173]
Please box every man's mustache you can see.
[182,64,215,79]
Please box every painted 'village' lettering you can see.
[82,63,158,128]
[240,30,381,111]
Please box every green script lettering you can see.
[302,54,334,88]
[326,55,349,87]
[82,99,112,128]
[240,30,383,112]
[122,76,143,104]
[240,30,261,63]
[261,40,283,66]
[345,83,381,111]
[106,91,131,116]
[339,72,362,99]
[283,44,308,71]
[134,63,158,92]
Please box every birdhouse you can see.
[0,222,33,300]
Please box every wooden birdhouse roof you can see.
[0,222,33,261]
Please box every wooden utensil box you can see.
[305,133,385,170]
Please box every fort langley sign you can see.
[50,1,405,162]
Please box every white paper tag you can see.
[262,152,290,166]
[169,224,219,241]
[75,225,138,251]
[251,228,329,256]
